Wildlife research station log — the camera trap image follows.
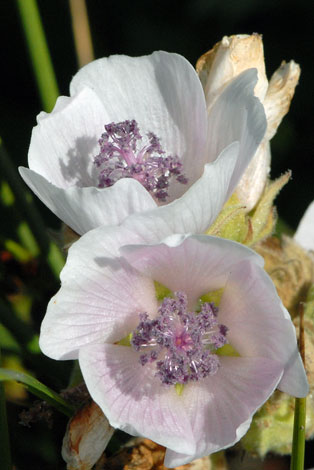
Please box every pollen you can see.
[131,292,228,386]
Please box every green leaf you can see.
[249,172,291,245]
[0,368,74,417]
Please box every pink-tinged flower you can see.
[39,225,308,466]
[294,201,314,252]
[19,52,266,235]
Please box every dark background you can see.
[0,0,313,230]
[0,1,313,469]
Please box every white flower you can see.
[197,34,301,211]
[19,51,266,235]
[39,224,308,466]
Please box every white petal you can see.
[164,356,282,466]
[264,60,301,141]
[294,201,314,251]
[121,233,263,308]
[39,225,157,360]
[79,343,195,455]
[123,142,239,240]
[19,168,157,235]
[70,52,208,193]
[206,69,267,198]
[27,88,108,188]
[235,140,271,211]
[218,260,309,397]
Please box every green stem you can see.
[290,397,306,470]
[0,350,12,470]
[16,0,59,111]
[290,302,306,470]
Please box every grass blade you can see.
[16,0,59,111]
[0,368,74,417]
[69,0,94,67]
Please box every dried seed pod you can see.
[62,400,114,470]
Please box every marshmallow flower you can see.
[19,52,266,235]
[39,225,308,466]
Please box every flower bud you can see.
[197,34,300,211]
[196,34,268,106]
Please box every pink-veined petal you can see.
[79,343,195,455]
[39,226,157,360]
[121,234,263,308]
[19,168,157,235]
[70,51,208,195]
[206,69,267,199]
[164,356,283,466]
[218,260,308,398]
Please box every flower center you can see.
[131,292,228,385]
[93,120,188,201]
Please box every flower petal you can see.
[294,201,314,251]
[264,60,301,141]
[19,168,157,235]
[27,87,108,188]
[70,51,208,193]
[79,343,195,455]
[164,356,283,466]
[206,69,267,198]
[39,226,158,360]
[218,260,309,398]
[121,234,263,308]
[123,141,239,239]
[235,139,271,212]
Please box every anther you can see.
[131,292,228,386]
[94,120,187,201]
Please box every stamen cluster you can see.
[94,120,187,201]
[131,292,228,385]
